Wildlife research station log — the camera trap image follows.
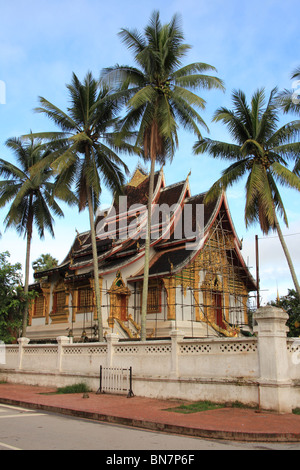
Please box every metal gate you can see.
[96,366,134,398]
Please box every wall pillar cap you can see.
[106,333,119,343]
[56,336,70,344]
[253,305,289,321]
[17,337,30,345]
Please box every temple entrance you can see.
[108,271,131,323]
[213,292,225,329]
[119,294,127,321]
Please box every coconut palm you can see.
[194,87,300,297]
[0,135,76,336]
[30,72,130,341]
[101,10,224,340]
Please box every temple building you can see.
[27,168,256,342]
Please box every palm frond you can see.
[174,73,225,92]
[204,159,248,203]
[35,97,79,132]
[193,138,241,160]
[291,66,300,79]
[212,106,251,144]
[271,161,300,191]
[0,158,28,180]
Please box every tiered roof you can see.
[34,168,256,292]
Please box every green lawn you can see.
[164,400,224,414]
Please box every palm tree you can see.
[194,87,300,297]
[101,10,225,340]
[0,135,76,337]
[31,72,130,341]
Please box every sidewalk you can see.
[0,383,300,442]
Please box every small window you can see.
[146,281,162,314]
[34,294,45,317]
[53,291,66,313]
[78,287,93,312]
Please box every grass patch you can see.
[230,400,258,410]
[165,400,224,414]
[165,400,259,414]
[55,383,91,395]
[292,408,300,415]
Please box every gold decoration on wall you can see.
[162,276,176,320]
[108,271,131,324]
[165,214,250,334]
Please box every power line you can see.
[258,232,300,240]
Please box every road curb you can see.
[1,397,300,443]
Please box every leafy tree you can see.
[0,135,76,337]
[194,88,300,297]
[102,10,224,340]
[30,72,131,341]
[32,253,58,277]
[270,289,300,337]
[0,252,36,343]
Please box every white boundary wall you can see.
[1,306,300,412]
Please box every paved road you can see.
[0,404,299,451]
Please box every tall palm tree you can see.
[31,72,130,341]
[0,135,76,336]
[101,10,225,340]
[194,87,300,297]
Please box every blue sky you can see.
[0,0,299,304]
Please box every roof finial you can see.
[75,228,82,246]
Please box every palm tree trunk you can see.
[140,156,156,341]
[22,206,33,337]
[274,211,300,298]
[87,186,104,342]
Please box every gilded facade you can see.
[28,168,256,342]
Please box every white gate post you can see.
[56,336,69,372]
[106,333,119,367]
[170,330,185,378]
[254,305,292,413]
[17,337,30,370]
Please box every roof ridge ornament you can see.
[128,168,148,187]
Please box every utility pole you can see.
[255,235,260,309]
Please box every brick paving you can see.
[0,383,300,442]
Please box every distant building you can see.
[28,168,256,342]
